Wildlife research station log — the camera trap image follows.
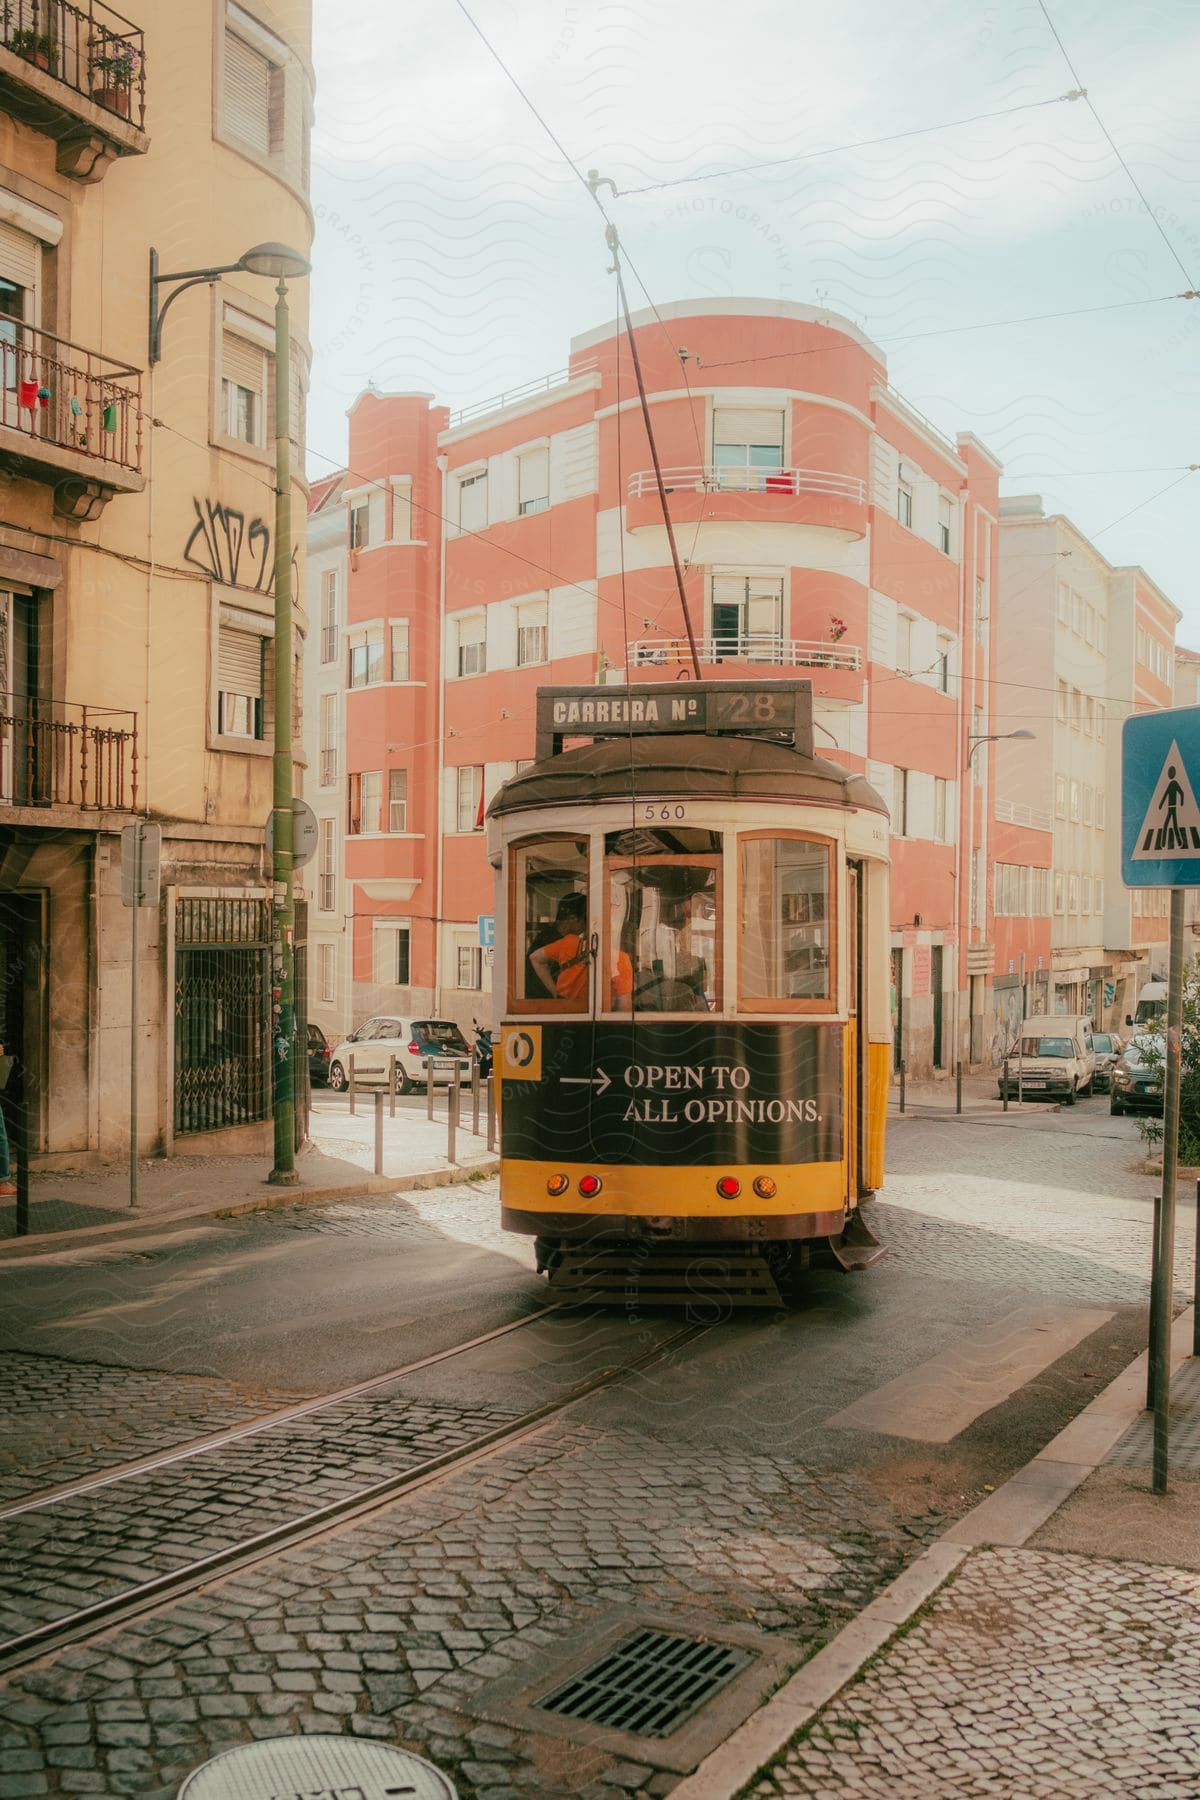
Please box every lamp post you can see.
[955,729,1036,1069]
[149,240,311,1182]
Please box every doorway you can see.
[891,946,904,1073]
[931,944,944,1068]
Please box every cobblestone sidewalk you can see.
[747,1545,1200,1799]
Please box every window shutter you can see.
[711,574,747,607]
[223,333,267,394]
[224,30,272,153]
[519,447,549,503]
[0,222,37,292]
[218,626,263,697]
[713,407,784,446]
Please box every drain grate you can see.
[537,1628,753,1738]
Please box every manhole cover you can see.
[537,1627,754,1738]
[177,1734,458,1799]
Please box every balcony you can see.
[0,0,148,180]
[0,696,138,816]
[631,636,863,672]
[625,465,868,539]
[0,325,144,514]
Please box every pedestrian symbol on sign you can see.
[1131,741,1200,859]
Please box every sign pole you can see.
[1149,886,1184,1493]
[129,823,141,1210]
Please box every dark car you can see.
[1089,1032,1123,1093]
[307,1023,332,1087]
[1109,1035,1164,1116]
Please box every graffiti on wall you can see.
[183,498,300,595]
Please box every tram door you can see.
[847,861,868,1196]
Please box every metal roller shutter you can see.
[713,407,784,446]
[218,625,263,697]
[0,220,37,293]
[224,29,272,154]
[223,332,267,394]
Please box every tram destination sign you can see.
[535,681,813,760]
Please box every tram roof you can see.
[488,733,888,818]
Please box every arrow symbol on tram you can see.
[561,1068,612,1097]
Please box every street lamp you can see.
[966,727,1035,768]
[148,240,311,1183]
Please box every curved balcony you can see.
[629,635,865,704]
[625,465,867,539]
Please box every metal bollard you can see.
[486,1075,496,1152]
[956,1059,963,1115]
[1002,1057,1009,1112]
[898,1060,906,1114]
[374,1090,385,1176]
[447,1066,459,1165]
[471,1060,481,1136]
[348,1055,356,1116]
[388,1055,396,1118]
[426,1058,434,1121]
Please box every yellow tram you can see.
[487,681,890,1304]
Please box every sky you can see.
[307,0,1200,636]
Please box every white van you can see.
[1127,980,1167,1029]
[998,1016,1097,1105]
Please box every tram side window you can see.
[607,859,720,1013]
[741,835,834,1007]
[510,837,590,1010]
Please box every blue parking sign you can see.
[1122,706,1200,887]
[477,914,495,948]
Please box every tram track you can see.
[0,1315,708,1678]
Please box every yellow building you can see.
[0,0,312,1164]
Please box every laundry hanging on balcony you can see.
[101,402,117,432]
[17,379,37,409]
[36,387,50,409]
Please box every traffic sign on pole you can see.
[1122,706,1200,887]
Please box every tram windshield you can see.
[511,837,590,1011]
[741,834,834,1007]
[606,841,720,1013]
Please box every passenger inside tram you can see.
[610,864,717,1012]
[529,893,591,1002]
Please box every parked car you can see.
[1109,1035,1165,1116]
[1088,1032,1123,1093]
[328,1017,473,1095]
[997,1020,1096,1104]
[307,1023,332,1086]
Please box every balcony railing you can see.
[0,696,138,811]
[447,358,599,430]
[627,466,867,503]
[319,748,337,786]
[631,636,863,672]
[1,0,146,128]
[0,324,142,474]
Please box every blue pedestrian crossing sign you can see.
[1122,706,1200,886]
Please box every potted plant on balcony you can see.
[89,39,139,116]
[6,27,55,72]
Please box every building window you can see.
[892,768,909,837]
[391,481,413,541]
[320,570,338,663]
[458,469,488,532]
[1096,703,1105,743]
[934,777,948,843]
[897,482,913,528]
[1082,875,1092,913]
[938,495,952,554]
[1098,614,1107,654]
[1054,872,1065,914]
[710,573,784,658]
[936,634,953,693]
[1137,627,1147,664]
[1056,680,1068,723]
[347,627,384,688]
[221,317,271,448]
[318,941,335,1003]
[516,600,548,667]
[1082,785,1094,826]
[518,448,550,515]
[456,765,483,832]
[1068,874,1079,914]
[712,407,785,485]
[455,616,486,678]
[1085,604,1096,645]
[390,620,410,682]
[388,769,408,833]
[1085,694,1095,736]
[1071,687,1082,730]
[318,693,338,786]
[349,499,370,549]
[1069,780,1080,823]
[456,944,483,989]
[222,15,282,158]
[1054,774,1066,819]
[1096,879,1104,912]
[217,618,268,741]
[348,770,381,836]
[375,925,411,987]
[1071,590,1083,635]
[174,895,271,1136]
[1056,584,1069,625]
[974,577,987,646]
[318,819,335,912]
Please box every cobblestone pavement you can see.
[0,1395,520,1643]
[0,1423,945,1799]
[0,1354,308,1508]
[747,1546,1200,1799]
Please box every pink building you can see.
[304,300,1026,1075]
